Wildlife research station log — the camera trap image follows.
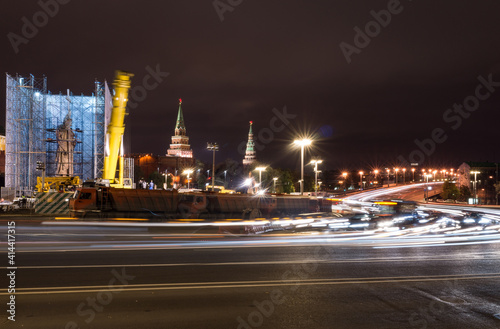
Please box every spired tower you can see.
[167,99,193,158]
[243,121,256,166]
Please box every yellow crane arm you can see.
[103,70,134,185]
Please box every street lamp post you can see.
[293,139,312,195]
[471,171,480,205]
[359,171,363,190]
[183,169,193,189]
[411,168,415,182]
[162,171,171,190]
[255,167,267,192]
[342,172,348,194]
[395,168,399,185]
[273,177,278,193]
[224,170,227,188]
[424,173,430,202]
[386,169,390,187]
[373,170,379,186]
[207,143,219,191]
[402,168,406,184]
[310,160,323,195]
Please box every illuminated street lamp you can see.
[310,159,323,195]
[386,169,390,187]
[342,172,348,194]
[255,166,267,191]
[424,173,431,202]
[395,168,399,185]
[293,139,312,195]
[273,177,278,193]
[207,142,219,191]
[162,171,172,190]
[402,168,406,184]
[359,171,364,190]
[183,169,193,189]
[471,171,480,204]
[411,168,415,182]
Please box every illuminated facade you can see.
[167,99,193,158]
[243,121,256,166]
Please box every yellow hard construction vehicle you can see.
[103,70,134,188]
[37,70,134,192]
[35,176,80,193]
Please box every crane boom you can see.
[103,70,134,187]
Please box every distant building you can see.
[134,99,196,188]
[243,121,256,166]
[459,161,499,205]
[456,162,470,188]
[167,99,193,159]
[132,154,192,179]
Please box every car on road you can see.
[460,212,499,228]
[435,216,461,229]
[348,213,394,230]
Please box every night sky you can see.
[2,0,499,171]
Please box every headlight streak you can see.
[10,228,500,253]
[33,195,500,253]
[346,182,444,202]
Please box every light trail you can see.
[3,227,500,253]
[2,252,499,270]
[346,182,443,202]
[4,273,500,296]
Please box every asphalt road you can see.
[1,184,499,329]
[1,220,500,329]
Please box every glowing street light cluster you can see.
[471,170,480,205]
[182,169,194,189]
[254,166,267,192]
[310,159,323,194]
[293,139,312,195]
[207,142,219,191]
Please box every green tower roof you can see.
[246,121,254,152]
[175,98,185,131]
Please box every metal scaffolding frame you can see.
[6,74,47,195]
[45,93,83,177]
[5,74,106,196]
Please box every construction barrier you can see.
[35,192,72,215]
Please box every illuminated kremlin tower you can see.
[243,121,256,166]
[167,99,193,158]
